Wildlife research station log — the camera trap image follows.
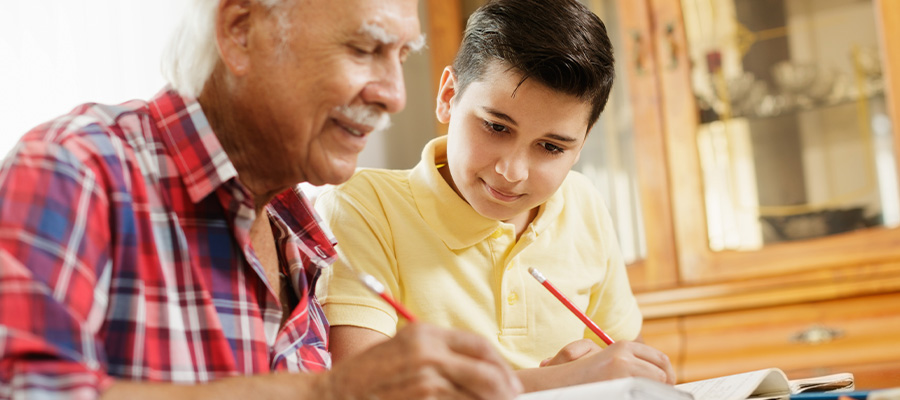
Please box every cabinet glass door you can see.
[681,0,898,251]
[575,0,647,264]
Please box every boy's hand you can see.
[524,340,676,391]
[561,340,675,385]
[539,339,601,367]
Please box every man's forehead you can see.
[357,21,426,51]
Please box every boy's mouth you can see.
[483,180,523,202]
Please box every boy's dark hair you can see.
[452,0,614,130]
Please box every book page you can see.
[676,368,791,400]
[517,377,694,400]
[789,373,855,393]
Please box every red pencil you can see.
[528,267,615,345]
[358,273,418,322]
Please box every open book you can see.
[517,377,693,400]
[676,368,854,400]
[516,368,853,400]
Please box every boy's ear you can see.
[435,66,457,124]
[216,0,253,76]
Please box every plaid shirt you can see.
[0,88,338,399]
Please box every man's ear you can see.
[215,0,253,76]
[435,66,457,124]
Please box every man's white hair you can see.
[161,0,284,98]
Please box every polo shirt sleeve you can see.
[579,181,643,344]
[0,138,115,398]
[314,179,402,338]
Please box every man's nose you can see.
[361,59,406,114]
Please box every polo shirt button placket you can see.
[507,291,518,306]
[491,228,503,239]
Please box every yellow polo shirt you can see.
[315,136,642,369]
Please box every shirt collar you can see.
[149,87,240,204]
[268,186,339,271]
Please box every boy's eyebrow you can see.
[545,133,578,143]
[484,107,579,142]
[484,108,518,126]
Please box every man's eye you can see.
[351,45,375,55]
[488,122,506,132]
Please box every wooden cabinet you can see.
[651,292,900,388]
[424,0,900,389]
[614,0,900,388]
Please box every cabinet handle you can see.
[790,324,845,345]
[632,31,645,75]
[664,23,679,70]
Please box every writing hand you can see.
[326,323,523,400]
[564,340,675,385]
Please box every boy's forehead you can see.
[462,62,593,136]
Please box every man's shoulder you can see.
[15,99,156,165]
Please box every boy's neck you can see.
[505,207,539,240]
[437,164,538,240]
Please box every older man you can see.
[0,0,522,399]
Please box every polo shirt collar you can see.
[150,87,240,204]
[409,136,564,250]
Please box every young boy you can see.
[314,0,675,392]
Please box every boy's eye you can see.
[541,142,564,154]
[485,121,508,133]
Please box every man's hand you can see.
[324,323,524,400]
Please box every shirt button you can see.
[491,229,503,239]
[507,292,518,305]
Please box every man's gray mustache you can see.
[336,105,392,133]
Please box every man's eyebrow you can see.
[483,107,578,142]
[358,22,398,44]
[358,22,426,52]
[407,34,427,52]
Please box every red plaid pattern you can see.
[0,88,338,399]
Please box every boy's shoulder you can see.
[322,167,413,203]
[559,170,602,197]
[339,167,410,190]
[556,170,611,213]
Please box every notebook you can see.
[516,376,693,400]
[516,368,854,400]
[676,368,854,400]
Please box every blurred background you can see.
[0,0,434,170]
